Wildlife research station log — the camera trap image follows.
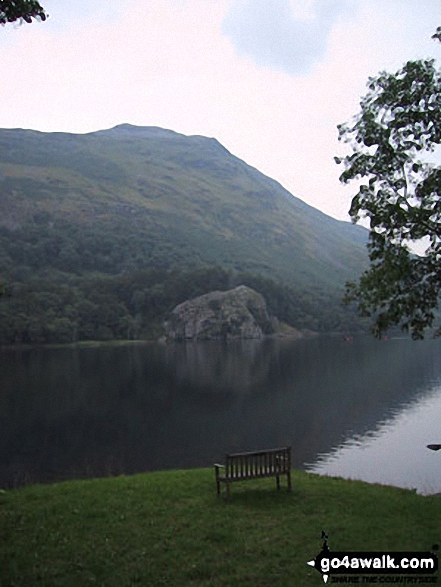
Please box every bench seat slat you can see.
[214,447,292,499]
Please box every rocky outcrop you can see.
[164,285,279,341]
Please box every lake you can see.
[2,336,441,493]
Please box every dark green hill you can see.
[0,124,367,286]
[0,124,369,343]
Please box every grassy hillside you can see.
[1,468,439,586]
[0,124,367,287]
[0,125,369,343]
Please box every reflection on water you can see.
[1,336,441,492]
[307,384,441,494]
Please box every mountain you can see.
[0,124,369,344]
[0,123,367,287]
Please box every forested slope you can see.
[0,125,368,343]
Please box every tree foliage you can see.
[0,203,368,345]
[0,0,46,25]
[337,30,441,339]
[0,230,365,345]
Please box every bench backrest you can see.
[225,447,291,480]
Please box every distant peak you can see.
[93,124,233,155]
[104,124,182,138]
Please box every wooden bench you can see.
[214,447,292,499]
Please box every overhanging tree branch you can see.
[337,30,441,339]
[0,0,47,25]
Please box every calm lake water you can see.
[2,336,441,493]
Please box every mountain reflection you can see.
[307,384,441,494]
[1,337,441,490]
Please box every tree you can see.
[0,0,47,25]
[336,28,441,339]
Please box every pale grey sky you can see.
[1,0,440,221]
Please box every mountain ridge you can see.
[0,123,371,343]
[0,123,368,289]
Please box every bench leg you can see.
[215,468,220,496]
[276,475,280,490]
[287,471,292,493]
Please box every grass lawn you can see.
[1,468,440,586]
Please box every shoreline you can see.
[0,330,371,351]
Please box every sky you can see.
[1,0,440,222]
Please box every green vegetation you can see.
[0,125,369,344]
[0,266,366,344]
[0,126,368,295]
[337,28,441,339]
[1,468,439,586]
[0,0,47,25]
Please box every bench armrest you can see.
[214,463,225,484]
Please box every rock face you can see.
[164,285,279,341]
